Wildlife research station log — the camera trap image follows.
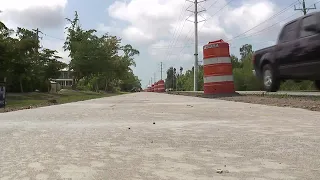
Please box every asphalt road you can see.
[1,92,320,180]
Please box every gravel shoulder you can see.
[167,91,320,111]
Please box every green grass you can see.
[1,90,125,112]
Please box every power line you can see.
[153,0,300,49]
[164,1,189,62]
[225,0,300,42]
[227,0,320,42]
[175,0,233,66]
[206,0,220,11]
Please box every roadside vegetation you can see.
[0,11,141,111]
[0,90,124,113]
[166,44,315,91]
[0,11,141,93]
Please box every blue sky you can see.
[1,0,318,88]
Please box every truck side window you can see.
[279,21,298,43]
[300,15,317,37]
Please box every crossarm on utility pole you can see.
[294,0,317,15]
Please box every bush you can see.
[232,54,263,91]
[280,80,315,91]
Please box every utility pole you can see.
[32,28,43,62]
[172,68,174,90]
[187,0,205,91]
[160,62,163,80]
[295,0,316,15]
[32,28,43,46]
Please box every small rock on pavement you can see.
[153,122,155,124]
[128,127,131,130]
[216,169,229,174]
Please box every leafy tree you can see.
[173,65,203,91]
[63,11,140,92]
[239,44,253,61]
[165,67,177,90]
[1,11,141,93]
[231,55,242,69]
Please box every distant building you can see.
[52,68,73,88]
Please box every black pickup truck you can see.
[253,11,320,92]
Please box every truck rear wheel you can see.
[315,80,320,90]
[262,64,280,92]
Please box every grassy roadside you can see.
[0,90,125,113]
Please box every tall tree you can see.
[240,44,253,61]
[64,11,140,92]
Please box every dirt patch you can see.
[167,92,320,112]
[219,95,320,112]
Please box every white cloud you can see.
[123,26,154,44]
[0,0,69,63]
[107,0,280,59]
[0,0,67,29]
[108,0,187,44]
[106,0,305,87]
[0,0,66,10]
[223,1,276,32]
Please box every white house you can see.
[52,68,73,88]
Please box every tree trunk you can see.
[95,81,99,92]
[19,76,24,93]
[104,79,108,92]
[47,79,50,92]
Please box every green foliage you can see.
[63,11,141,92]
[173,65,203,91]
[232,53,263,91]
[0,11,141,93]
[174,44,315,92]
[0,23,67,92]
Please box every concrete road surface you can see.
[1,92,320,180]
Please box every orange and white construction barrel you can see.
[203,39,235,94]
[158,80,165,92]
[154,82,158,92]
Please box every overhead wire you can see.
[175,0,234,62]
[226,0,320,42]
[160,1,190,80]
[166,0,316,57]
[153,0,306,50]
[163,1,190,62]
[225,0,300,42]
